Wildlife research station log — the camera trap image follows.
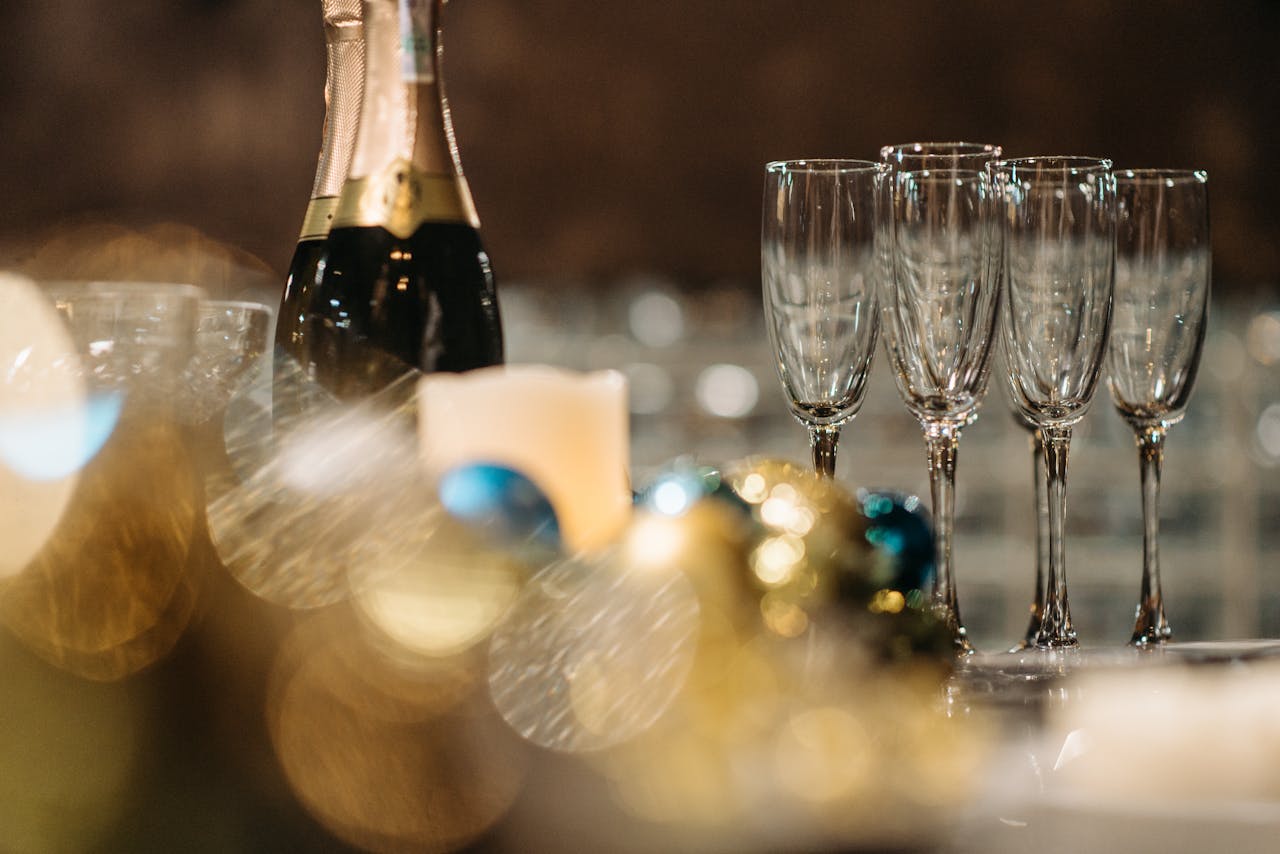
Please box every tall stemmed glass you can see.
[879,143,1002,653]
[762,160,884,478]
[996,157,1116,649]
[1107,169,1210,646]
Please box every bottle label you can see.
[299,195,340,241]
[332,158,480,237]
[398,0,435,84]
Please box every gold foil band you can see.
[299,195,341,242]
[324,20,364,42]
[331,159,480,237]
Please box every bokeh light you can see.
[0,417,199,680]
[208,358,425,609]
[352,513,528,661]
[1255,402,1280,464]
[268,609,530,853]
[695,363,759,419]
[488,552,701,753]
[628,290,685,349]
[0,274,85,578]
[594,620,983,850]
[1245,311,1280,365]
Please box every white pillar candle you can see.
[418,365,630,552]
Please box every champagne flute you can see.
[1107,169,1210,646]
[762,159,884,478]
[879,142,1002,653]
[996,156,1116,649]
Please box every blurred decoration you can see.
[528,457,978,848]
[724,458,874,637]
[207,359,423,610]
[419,365,631,552]
[854,488,936,609]
[0,274,84,577]
[488,551,701,753]
[218,348,338,489]
[351,510,530,663]
[268,608,531,853]
[438,462,562,556]
[722,458,953,666]
[635,460,748,518]
[0,417,200,681]
[592,598,985,850]
[0,281,207,681]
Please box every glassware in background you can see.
[1107,169,1210,645]
[879,142,1002,653]
[996,156,1116,649]
[0,282,205,680]
[761,159,884,478]
[181,300,274,427]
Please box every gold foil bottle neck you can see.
[331,158,480,238]
[299,196,341,242]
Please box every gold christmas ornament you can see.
[724,458,874,636]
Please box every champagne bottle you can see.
[306,0,503,397]
[277,0,366,359]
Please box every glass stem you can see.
[925,422,970,653]
[1020,428,1049,647]
[1132,425,1171,645]
[1036,424,1078,648]
[809,426,839,479]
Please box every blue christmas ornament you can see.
[438,463,561,553]
[855,488,935,607]
[636,463,749,518]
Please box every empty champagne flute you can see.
[762,159,884,478]
[1107,169,1210,646]
[879,142,1002,653]
[996,156,1116,649]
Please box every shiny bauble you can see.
[849,488,936,611]
[722,458,874,638]
[438,463,561,558]
[621,496,755,627]
[850,600,955,670]
[636,462,750,518]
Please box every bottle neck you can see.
[299,10,365,241]
[312,18,365,198]
[334,0,477,236]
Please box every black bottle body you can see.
[276,237,328,362]
[306,221,502,396]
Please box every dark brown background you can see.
[1,0,1277,292]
